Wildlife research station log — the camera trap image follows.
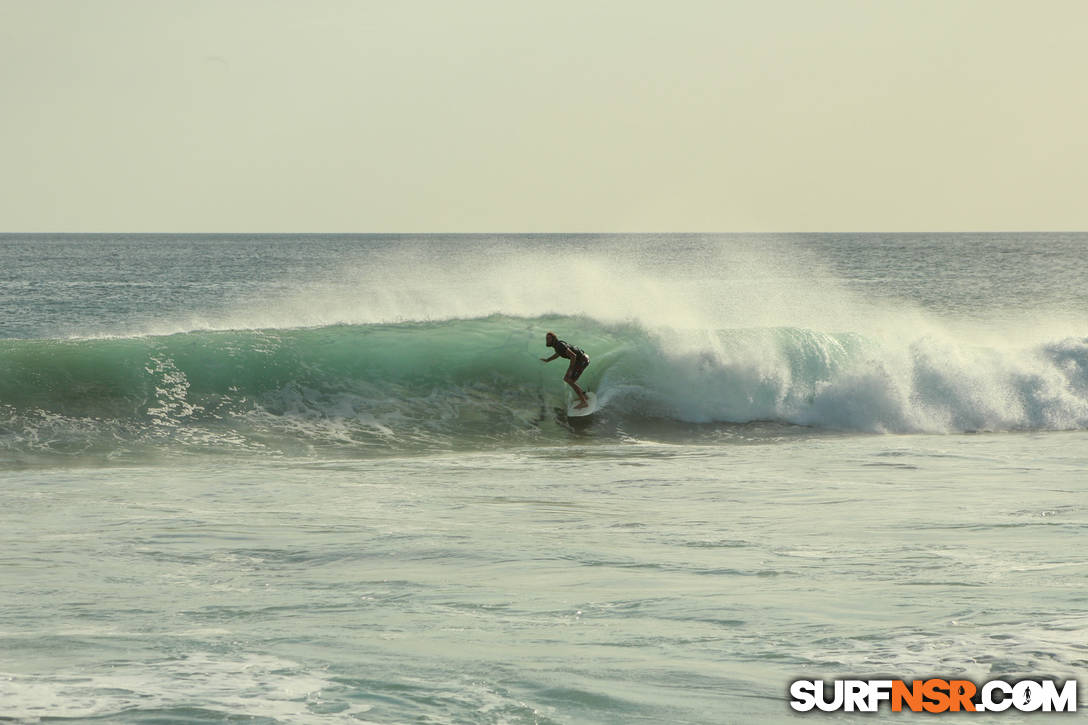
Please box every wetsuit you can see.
[551,339,590,381]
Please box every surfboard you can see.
[567,391,598,417]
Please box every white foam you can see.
[595,326,1088,433]
[0,653,376,723]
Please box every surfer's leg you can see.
[567,379,588,408]
[565,360,589,407]
[569,355,589,381]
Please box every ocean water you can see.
[1,233,1086,723]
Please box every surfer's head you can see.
[545,331,557,347]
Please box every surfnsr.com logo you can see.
[789,679,1077,713]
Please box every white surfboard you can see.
[567,391,598,417]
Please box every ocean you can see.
[1,233,1086,723]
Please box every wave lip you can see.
[3,317,1088,463]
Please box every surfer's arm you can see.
[540,353,559,362]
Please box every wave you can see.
[3,315,1088,463]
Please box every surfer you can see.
[541,331,590,408]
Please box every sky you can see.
[2,0,1086,233]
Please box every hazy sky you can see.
[2,0,1086,232]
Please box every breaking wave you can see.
[3,314,1088,464]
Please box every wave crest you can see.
[3,316,1088,462]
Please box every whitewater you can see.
[1,233,1086,723]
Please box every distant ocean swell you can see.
[2,315,1088,461]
